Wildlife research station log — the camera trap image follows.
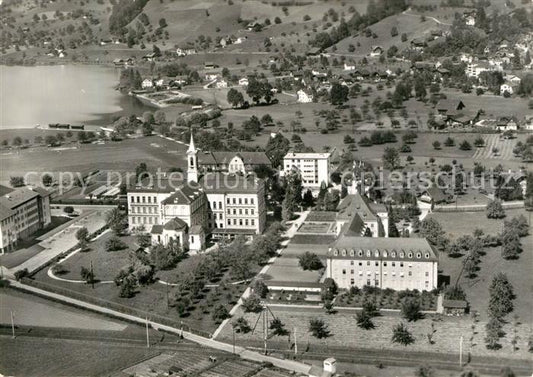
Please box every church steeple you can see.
[187,132,198,183]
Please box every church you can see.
[127,134,268,252]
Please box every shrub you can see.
[392,323,415,345]
[298,251,323,270]
[309,318,330,338]
[105,236,127,252]
[402,298,424,321]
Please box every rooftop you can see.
[337,194,378,221]
[284,151,330,160]
[329,236,438,261]
[161,185,204,205]
[200,173,263,194]
[0,186,49,220]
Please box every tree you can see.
[499,367,515,377]
[212,304,230,323]
[106,208,127,235]
[432,141,441,150]
[9,176,25,187]
[322,278,338,301]
[227,88,244,108]
[485,316,502,349]
[401,298,423,321]
[63,206,75,215]
[253,280,269,298]
[151,241,184,270]
[459,140,472,151]
[501,229,520,260]
[42,174,53,187]
[330,83,349,106]
[76,227,89,251]
[242,294,263,313]
[419,218,448,250]
[356,310,375,329]
[80,266,95,284]
[119,274,137,298]
[298,251,323,270]
[488,273,514,319]
[415,365,435,377]
[270,318,288,336]
[486,200,505,219]
[233,317,251,333]
[382,147,400,170]
[106,236,127,252]
[391,26,398,37]
[392,323,415,345]
[309,318,330,338]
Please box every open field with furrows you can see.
[218,306,533,361]
[428,209,533,324]
[0,136,188,185]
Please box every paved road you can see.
[7,279,313,375]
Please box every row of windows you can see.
[348,279,430,287]
[227,218,255,227]
[332,248,431,259]
[130,216,158,225]
[342,269,430,277]
[130,195,157,204]
[130,206,158,214]
[226,197,255,205]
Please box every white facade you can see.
[344,63,356,71]
[239,77,249,86]
[326,237,438,291]
[500,84,513,95]
[141,79,153,89]
[296,89,313,103]
[283,152,330,190]
[0,187,51,254]
[216,80,228,88]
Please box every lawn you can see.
[0,337,158,377]
[261,255,323,284]
[428,209,533,323]
[0,135,188,186]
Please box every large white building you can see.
[326,236,438,291]
[0,186,51,254]
[127,134,267,251]
[282,151,331,191]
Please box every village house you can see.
[343,62,356,71]
[420,186,452,205]
[296,89,314,103]
[238,77,249,86]
[500,83,514,96]
[215,79,228,89]
[176,46,196,56]
[370,45,384,57]
[141,79,154,89]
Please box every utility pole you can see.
[90,260,94,289]
[459,336,463,366]
[263,306,267,355]
[145,316,150,348]
[232,326,236,354]
[10,310,15,339]
[294,327,297,355]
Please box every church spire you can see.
[187,132,196,153]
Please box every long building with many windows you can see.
[326,236,438,291]
[0,185,51,254]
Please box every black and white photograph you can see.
[0,0,532,376]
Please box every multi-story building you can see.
[0,185,51,254]
[198,151,272,174]
[127,134,267,250]
[326,236,438,291]
[336,194,389,237]
[282,151,331,191]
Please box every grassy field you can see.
[0,135,188,185]
[0,336,158,377]
[427,209,533,323]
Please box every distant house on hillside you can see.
[216,79,228,89]
[370,45,384,57]
[141,79,153,89]
[344,62,356,71]
[204,62,216,69]
[176,47,196,56]
[420,186,452,205]
[238,77,249,86]
[142,53,157,62]
[410,38,427,50]
[500,84,513,96]
[307,47,322,56]
[436,99,465,115]
[297,89,313,103]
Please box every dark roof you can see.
[341,213,366,237]
[161,185,204,205]
[129,177,185,193]
[190,225,204,234]
[151,225,163,234]
[163,217,187,231]
[436,99,465,112]
[209,151,271,166]
[291,234,337,245]
[423,186,450,203]
[200,173,263,194]
[0,185,14,196]
[0,186,46,220]
[337,194,378,221]
[443,299,468,309]
[329,236,438,262]
[305,211,337,222]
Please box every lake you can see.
[0,65,151,130]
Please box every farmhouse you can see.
[436,99,465,115]
[215,79,228,89]
[343,62,356,71]
[238,77,249,86]
[500,84,514,95]
[0,186,51,253]
[141,79,153,89]
[420,186,452,205]
[326,236,438,291]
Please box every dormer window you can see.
[391,251,396,258]
[416,253,421,259]
[408,253,413,258]
[425,253,430,259]
[383,251,388,258]
[358,250,363,257]
[374,250,379,258]
[350,249,355,256]
[399,252,404,258]
[333,249,338,256]
[342,249,346,256]
[366,250,371,257]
